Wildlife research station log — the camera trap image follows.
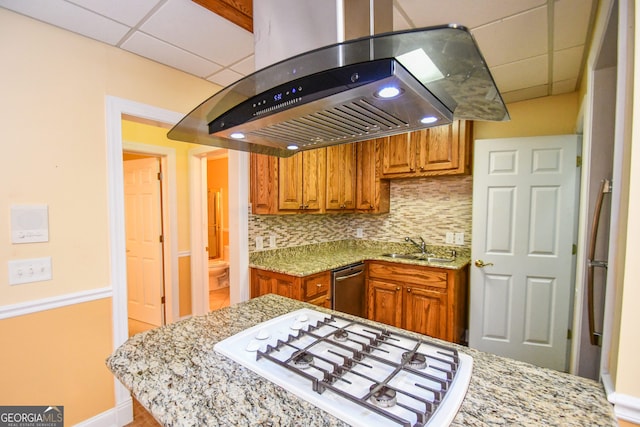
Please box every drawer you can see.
[368,262,447,289]
[302,271,331,300]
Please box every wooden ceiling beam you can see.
[192,0,253,33]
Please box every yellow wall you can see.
[0,8,216,423]
[0,299,114,425]
[474,92,580,139]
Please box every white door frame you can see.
[106,96,184,423]
[189,145,220,316]
[123,141,179,326]
[106,96,251,421]
[189,147,250,315]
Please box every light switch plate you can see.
[256,236,264,250]
[8,257,52,285]
[445,232,454,244]
[269,235,276,248]
[356,228,363,238]
[454,232,464,245]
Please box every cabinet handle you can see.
[369,204,373,209]
[299,204,304,209]
[419,166,425,171]
[407,288,412,293]
[395,287,401,291]
[316,283,322,288]
[326,297,331,301]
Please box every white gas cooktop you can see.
[214,308,472,427]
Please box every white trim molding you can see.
[105,95,184,425]
[603,373,640,423]
[73,396,133,427]
[0,287,112,320]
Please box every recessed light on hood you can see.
[168,25,509,157]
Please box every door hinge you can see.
[157,171,163,180]
[161,296,165,304]
[576,156,582,167]
[159,235,164,243]
[572,244,577,255]
[567,329,572,340]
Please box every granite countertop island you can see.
[107,294,616,426]
[249,239,471,276]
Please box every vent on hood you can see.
[168,25,509,157]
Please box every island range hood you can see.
[168,25,509,157]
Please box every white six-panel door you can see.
[124,157,164,327]
[470,135,579,371]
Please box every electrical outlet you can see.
[8,257,52,285]
[356,228,363,238]
[454,232,464,245]
[445,232,454,244]
[255,236,264,250]
[269,235,276,248]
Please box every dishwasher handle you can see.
[335,270,364,281]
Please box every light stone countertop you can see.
[249,239,470,276]
[107,294,616,427]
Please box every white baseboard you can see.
[73,398,133,427]
[602,373,640,423]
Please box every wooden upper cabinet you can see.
[250,153,278,214]
[326,143,356,211]
[381,120,472,178]
[382,132,415,175]
[356,139,390,213]
[278,148,326,212]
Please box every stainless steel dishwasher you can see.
[331,262,366,318]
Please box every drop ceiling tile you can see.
[207,68,243,87]
[122,31,222,78]
[490,55,548,93]
[501,84,549,103]
[472,6,547,67]
[0,0,130,45]
[395,0,546,29]
[65,0,162,27]
[552,78,578,95]
[140,0,253,66]
[230,55,255,75]
[554,0,593,50]
[553,45,583,82]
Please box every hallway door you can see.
[124,157,165,326]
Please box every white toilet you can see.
[208,245,229,291]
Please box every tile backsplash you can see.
[248,175,472,251]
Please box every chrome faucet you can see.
[405,236,427,253]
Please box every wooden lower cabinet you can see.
[366,261,468,344]
[250,268,331,308]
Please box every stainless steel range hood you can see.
[168,25,509,157]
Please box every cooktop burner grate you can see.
[214,309,472,427]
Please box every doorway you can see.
[123,153,166,336]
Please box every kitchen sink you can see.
[381,253,419,260]
[381,253,455,263]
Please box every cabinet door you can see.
[301,148,325,211]
[404,286,448,339]
[326,143,356,210]
[278,153,304,210]
[273,275,298,299]
[417,122,460,172]
[250,153,278,214]
[382,133,415,175]
[367,279,402,328]
[356,139,389,213]
[251,269,275,298]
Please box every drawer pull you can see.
[396,287,401,291]
[407,288,412,293]
[316,283,322,287]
